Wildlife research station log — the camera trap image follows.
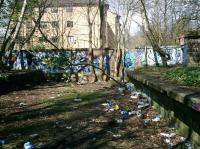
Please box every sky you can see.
[129,14,143,36]
[108,0,142,36]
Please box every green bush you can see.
[164,67,200,87]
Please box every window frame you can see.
[67,21,73,28]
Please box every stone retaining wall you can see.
[127,71,200,147]
[0,70,46,95]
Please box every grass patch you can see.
[163,67,200,87]
[133,66,200,87]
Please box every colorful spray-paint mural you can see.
[10,46,185,74]
[125,47,184,70]
[11,50,113,74]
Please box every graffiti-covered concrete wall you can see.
[125,47,184,69]
[11,49,114,75]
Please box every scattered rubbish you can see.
[152,115,161,122]
[165,138,171,143]
[109,108,114,112]
[66,126,72,129]
[128,111,136,116]
[194,103,200,112]
[103,100,115,112]
[19,102,27,107]
[115,118,123,123]
[108,100,113,108]
[29,134,39,139]
[113,134,121,138]
[126,83,135,92]
[74,98,82,102]
[50,97,55,99]
[114,105,120,110]
[24,142,35,149]
[91,119,107,123]
[180,137,186,141]
[160,133,176,138]
[184,142,193,149]
[120,110,129,120]
[136,110,142,117]
[122,106,130,112]
[138,103,150,109]
[118,87,125,93]
[128,99,133,102]
[101,103,108,106]
[143,119,151,126]
[0,139,7,146]
[130,93,140,99]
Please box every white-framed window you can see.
[66,4,73,12]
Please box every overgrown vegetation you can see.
[163,67,200,87]
[0,73,8,81]
[134,66,200,87]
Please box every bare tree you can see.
[87,0,98,82]
[108,0,138,77]
[0,0,27,70]
[139,0,170,66]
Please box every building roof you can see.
[47,0,99,7]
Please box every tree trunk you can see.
[99,0,107,80]
[116,49,122,77]
[153,50,159,66]
[88,1,98,82]
[140,0,168,67]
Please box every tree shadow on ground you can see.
[0,86,119,148]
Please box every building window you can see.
[40,21,48,28]
[51,8,58,13]
[51,37,58,43]
[67,21,73,27]
[68,36,76,44]
[51,21,59,28]
[66,4,73,12]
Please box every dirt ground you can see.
[0,82,189,149]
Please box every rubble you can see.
[74,98,82,102]
[160,132,176,138]
[152,115,161,122]
[0,139,7,146]
[126,83,135,93]
[24,142,35,149]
